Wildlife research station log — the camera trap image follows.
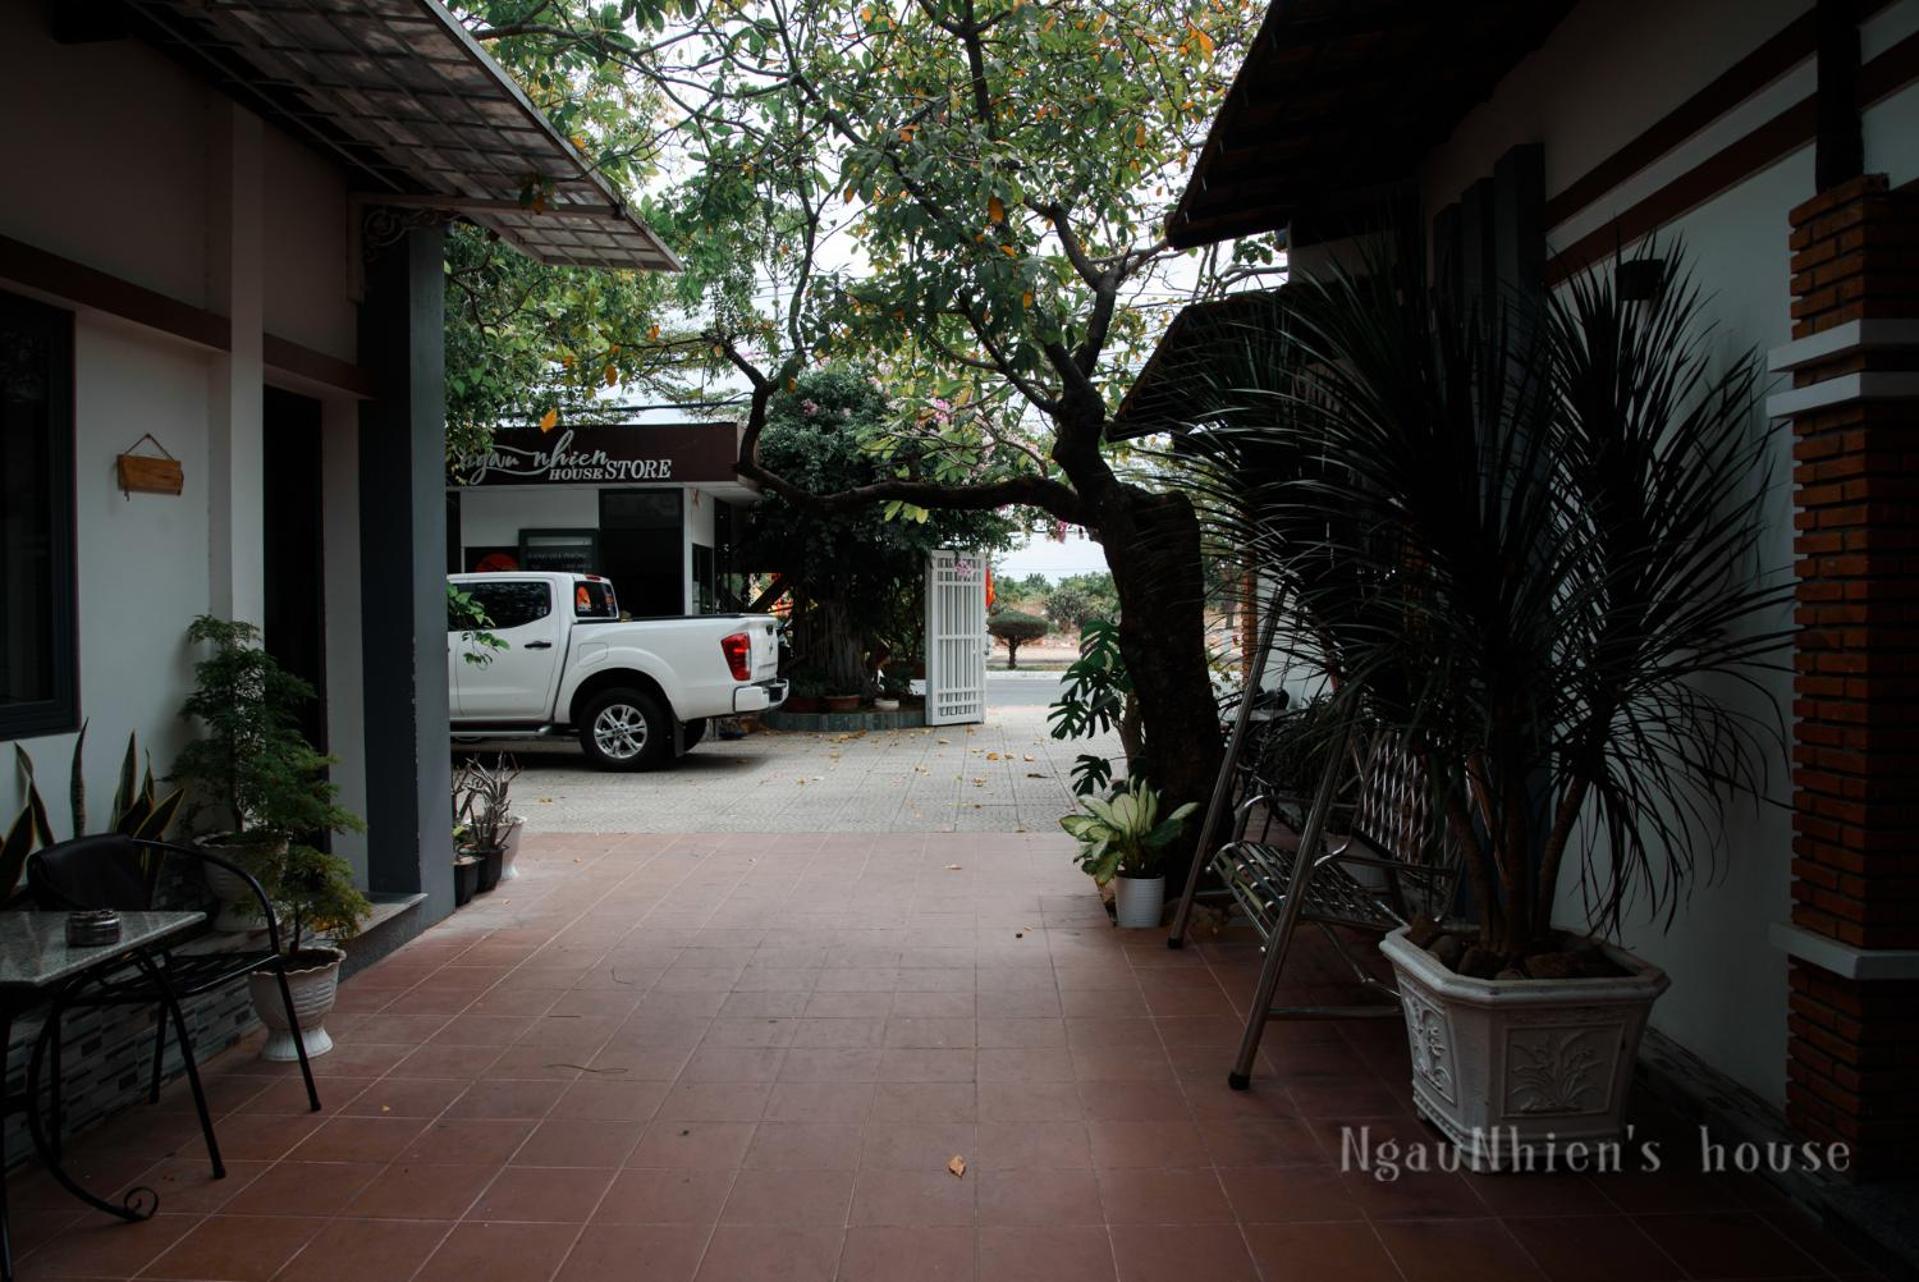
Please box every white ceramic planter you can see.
[200,837,285,934]
[1114,874,1165,928]
[1379,925,1670,1172]
[246,947,345,1061]
[499,816,527,881]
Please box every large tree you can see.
[450,0,1275,835]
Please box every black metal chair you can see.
[25,835,321,1179]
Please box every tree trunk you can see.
[1006,640,1020,670]
[1094,484,1223,893]
[797,596,869,696]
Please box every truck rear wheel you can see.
[579,687,672,771]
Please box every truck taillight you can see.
[721,632,752,681]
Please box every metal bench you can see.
[1170,667,1460,1089]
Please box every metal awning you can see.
[123,0,679,273]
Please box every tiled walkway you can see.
[11,833,1883,1281]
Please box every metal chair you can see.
[25,835,321,1178]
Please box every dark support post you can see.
[357,221,454,919]
[1815,0,1864,192]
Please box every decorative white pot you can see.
[246,947,345,1061]
[874,698,901,712]
[1379,925,1670,1172]
[1114,874,1165,928]
[499,816,527,881]
[200,837,284,933]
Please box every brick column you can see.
[1781,173,1919,1179]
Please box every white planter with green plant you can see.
[1061,780,1197,928]
[1193,248,1786,1167]
[174,616,369,1055]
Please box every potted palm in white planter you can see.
[1061,780,1198,927]
[1191,247,1786,1170]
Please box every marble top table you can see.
[0,910,206,990]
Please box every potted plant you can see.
[784,670,827,714]
[874,666,911,712]
[453,755,519,892]
[245,841,370,1061]
[172,617,365,932]
[1060,779,1198,928]
[823,690,862,714]
[1192,248,1785,1169]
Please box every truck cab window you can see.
[468,581,552,630]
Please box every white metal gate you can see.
[925,549,988,725]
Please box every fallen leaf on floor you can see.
[936,738,950,745]
[947,1155,967,1178]
[946,864,963,871]
[986,751,1001,760]
[1026,772,1046,779]
[1023,754,1035,762]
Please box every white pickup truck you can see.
[447,572,786,770]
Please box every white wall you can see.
[685,487,717,613]
[0,2,375,882]
[457,486,601,554]
[0,318,216,832]
[261,126,356,364]
[0,2,210,306]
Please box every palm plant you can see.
[1184,248,1791,960]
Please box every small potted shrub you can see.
[1061,780,1197,928]
[454,755,518,892]
[823,690,862,714]
[172,617,364,931]
[784,670,827,714]
[874,667,912,712]
[246,842,370,1060]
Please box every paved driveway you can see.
[466,702,1120,833]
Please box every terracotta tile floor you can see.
[9,832,1884,1282]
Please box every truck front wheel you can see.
[579,688,672,771]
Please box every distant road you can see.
[987,673,1069,707]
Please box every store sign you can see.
[451,422,741,487]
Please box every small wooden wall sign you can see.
[117,434,183,497]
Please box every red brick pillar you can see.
[1782,173,1919,1179]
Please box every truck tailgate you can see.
[751,618,781,681]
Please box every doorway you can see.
[600,489,683,617]
[263,387,327,750]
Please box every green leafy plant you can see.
[172,616,364,855]
[453,755,520,854]
[1049,619,1142,795]
[272,843,371,957]
[448,584,509,667]
[987,609,1050,670]
[1060,780,1199,885]
[1188,245,1789,959]
[0,729,185,903]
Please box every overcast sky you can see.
[997,527,1108,581]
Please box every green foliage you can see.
[172,617,365,847]
[453,755,520,854]
[447,583,510,667]
[1049,618,1137,794]
[1,729,185,904]
[988,608,1050,669]
[1060,779,1198,885]
[272,843,371,956]
[1186,247,1789,954]
[1043,572,1116,631]
[743,369,1017,678]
